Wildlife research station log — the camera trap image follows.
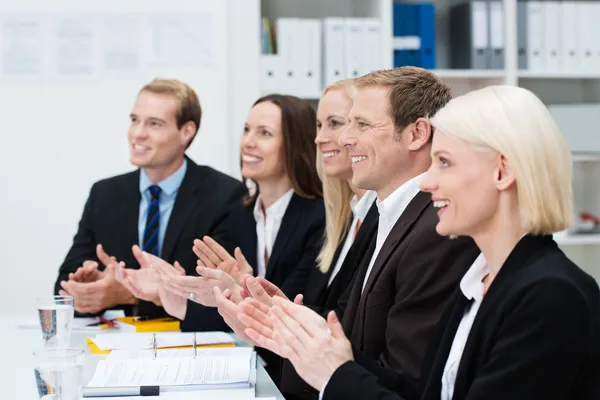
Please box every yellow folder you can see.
[114,316,181,332]
[85,337,235,355]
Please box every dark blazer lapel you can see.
[238,206,259,277]
[122,170,141,265]
[362,190,432,295]
[421,291,473,400]
[161,159,207,262]
[265,194,303,281]
[342,236,377,335]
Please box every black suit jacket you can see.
[303,201,379,310]
[54,157,245,331]
[325,235,600,400]
[341,191,480,381]
[230,193,326,298]
[185,192,325,384]
[280,201,378,400]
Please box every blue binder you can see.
[393,2,436,69]
[393,3,419,67]
[417,3,436,69]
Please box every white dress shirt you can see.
[361,173,425,293]
[327,190,377,286]
[441,253,488,400]
[253,189,295,278]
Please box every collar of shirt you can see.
[376,173,425,231]
[139,158,188,197]
[253,188,295,223]
[351,190,377,221]
[459,252,488,303]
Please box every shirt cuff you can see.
[318,378,330,400]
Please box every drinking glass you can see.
[33,347,84,400]
[36,295,75,348]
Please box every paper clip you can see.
[193,332,197,359]
[152,333,157,360]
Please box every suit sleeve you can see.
[279,213,325,300]
[464,279,594,400]
[323,350,418,400]
[54,184,99,294]
[179,181,245,333]
[204,182,245,252]
[381,230,478,379]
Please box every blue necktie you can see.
[143,185,161,256]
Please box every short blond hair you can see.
[316,79,356,273]
[354,67,452,135]
[140,78,202,148]
[431,85,573,234]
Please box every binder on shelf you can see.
[362,18,383,75]
[579,1,596,72]
[517,0,528,70]
[344,18,365,79]
[417,3,436,70]
[488,0,504,69]
[543,1,561,72]
[297,19,322,98]
[560,1,578,72]
[526,1,544,71]
[449,1,489,69]
[393,3,420,68]
[276,18,300,94]
[260,54,282,94]
[323,18,346,87]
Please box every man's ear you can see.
[494,153,516,191]
[181,121,196,146]
[406,118,432,151]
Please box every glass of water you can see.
[36,295,75,348]
[33,347,84,400]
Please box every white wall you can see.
[0,0,260,316]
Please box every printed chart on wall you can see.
[0,12,216,84]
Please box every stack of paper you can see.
[84,347,256,394]
[90,331,236,351]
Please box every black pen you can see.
[82,385,160,397]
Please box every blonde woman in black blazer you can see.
[241,85,600,399]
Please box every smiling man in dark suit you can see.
[55,78,245,329]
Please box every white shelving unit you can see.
[252,0,600,281]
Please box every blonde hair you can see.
[316,79,356,273]
[140,78,202,148]
[430,85,573,234]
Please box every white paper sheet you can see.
[86,347,254,389]
[107,347,248,361]
[1,15,45,76]
[92,331,235,351]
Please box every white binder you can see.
[560,1,579,72]
[295,19,322,98]
[527,1,544,71]
[344,18,364,79]
[276,18,299,95]
[323,18,346,87]
[542,1,561,72]
[362,18,382,76]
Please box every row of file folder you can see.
[393,2,436,69]
[260,17,384,98]
[449,1,505,70]
[518,1,600,72]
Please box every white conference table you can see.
[0,316,285,399]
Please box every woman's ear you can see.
[494,153,516,191]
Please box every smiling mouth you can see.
[351,156,367,164]
[322,151,339,159]
[242,155,262,163]
[132,144,150,151]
